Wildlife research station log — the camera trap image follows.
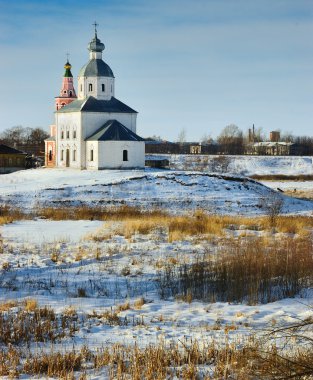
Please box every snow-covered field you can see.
[0,220,312,346]
[147,154,313,176]
[0,165,312,378]
[1,168,313,215]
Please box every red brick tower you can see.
[55,60,77,110]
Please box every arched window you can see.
[49,150,52,161]
[61,131,64,139]
[69,91,72,96]
[61,150,64,161]
[102,84,105,92]
[123,150,128,161]
[90,149,94,161]
[89,83,93,92]
[80,84,83,92]
[66,130,70,139]
[73,130,76,139]
[73,150,76,161]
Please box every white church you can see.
[45,26,145,169]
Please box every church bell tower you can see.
[55,59,77,110]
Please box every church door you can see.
[66,149,70,167]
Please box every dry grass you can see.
[133,297,146,310]
[1,203,313,240]
[0,205,27,225]
[0,300,18,312]
[252,174,313,181]
[116,301,131,313]
[0,330,311,379]
[24,298,38,312]
[36,205,167,222]
[0,303,79,345]
[159,234,313,304]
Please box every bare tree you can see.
[217,124,244,154]
[177,128,186,144]
[200,133,212,144]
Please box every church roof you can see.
[79,59,114,78]
[86,120,144,142]
[0,144,26,155]
[56,96,137,114]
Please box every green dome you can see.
[64,60,73,78]
[79,59,114,78]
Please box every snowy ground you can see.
[0,166,312,378]
[1,168,313,215]
[1,220,312,350]
[146,154,313,176]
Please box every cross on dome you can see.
[93,21,99,37]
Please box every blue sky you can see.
[0,0,312,141]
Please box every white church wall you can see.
[96,141,145,169]
[81,112,137,141]
[55,112,84,168]
[78,76,115,100]
[86,141,99,170]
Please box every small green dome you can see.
[64,60,73,78]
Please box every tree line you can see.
[147,124,313,155]
[0,126,49,155]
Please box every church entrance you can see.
[66,149,70,167]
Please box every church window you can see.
[69,91,72,96]
[61,150,64,161]
[102,84,105,92]
[73,150,76,161]
[89,83,93,92]
[66,130,70,139]
[61,131,64,139]
[90,149,94,161]
[123,150,128,161]
[49,150,52,161]
[73,130,77,139]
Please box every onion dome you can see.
[64,60,73,78]
[88,33,105,53]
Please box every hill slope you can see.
[0,168,312,215]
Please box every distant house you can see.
[0,144,27,174]
[246,142,295,156]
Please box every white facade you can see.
[54,31,144,170]
[78,76,115,101]
[86,141,145,169]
